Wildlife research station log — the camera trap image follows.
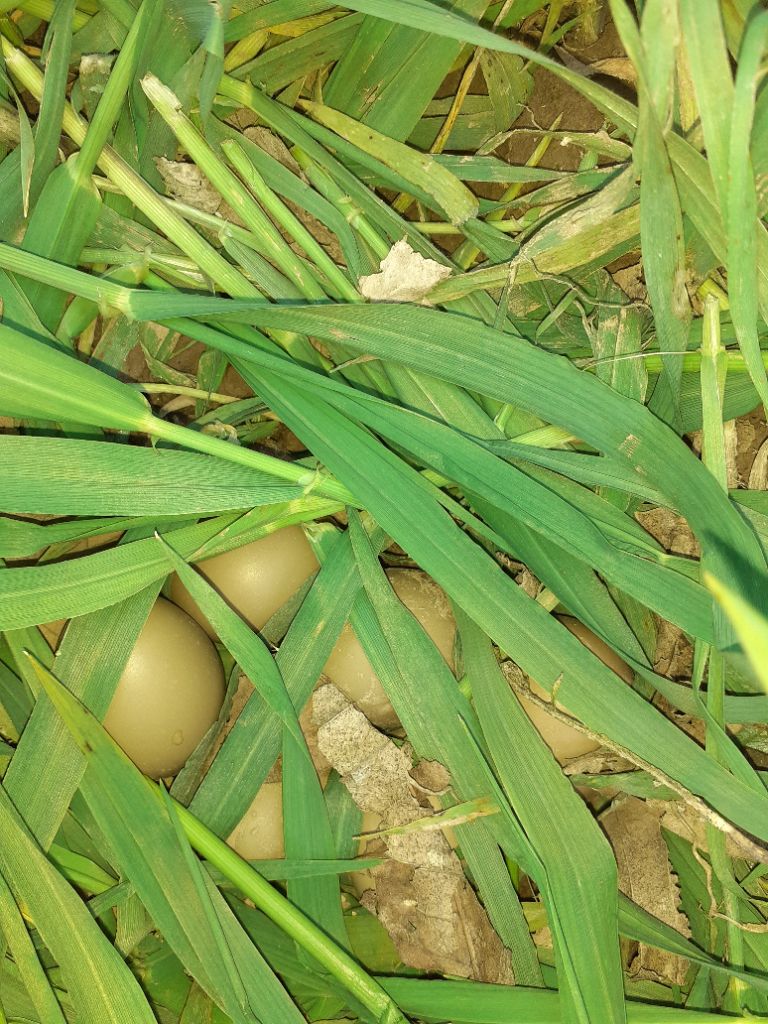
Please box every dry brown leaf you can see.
[313,684,513,983]
[359,239,451,304]
[602,797,690,986]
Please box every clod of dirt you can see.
[243,127,301,174]
[313,684,513,984]
[636,507,700,558]
[156,158,228,216]
[602,797,690,987]
[359,239,452,304]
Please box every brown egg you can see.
[102,598,225,779]
[228,782,284,861]
[519,616,632,764]
[169,525,319,638]
[323,569,456,729]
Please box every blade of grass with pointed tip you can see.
[28,0,74,207]
[610,0,689,427]
[226,361,768,840]
[31,657,410,1024]
[678,0,733,209]
[705,573,768,694]
[0,502,337,629]
[281,728,349,948]
[344,511,544,966]
[18,0,164,331]
[385,975,756,1022]
[224,0,333,40]
[324,0,488,142]
[165,300,766,612]
[0,321,352,503]
[331,0,768,321]
[187,528,379,833]
[0,784,157,1024]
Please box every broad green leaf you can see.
[0,435,307,516]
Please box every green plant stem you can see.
[222,139,361,302]
[2,41,319,363]
[699,296,746,1011]
[292,148,391,259]
[2,40,255,300]
[171,793,410,1024]
[148,415,355,505]
[141,73,328,303]
[133,383,241,404]
[413,218,522,234]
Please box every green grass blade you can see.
[28,0,75,206]
[705,573,768,693]
[0,869,67,1024]
[0,785,157,1024]
[0,435,307,515]
[31,656,411,1024]
[187,527,385,833]
[157,534,304,744]
[726,9,768,411]
[300,99,478,224]
[678,0,733,209]
[3,587,160,849]
[28,656,307,1024]
[459,611,625,1024]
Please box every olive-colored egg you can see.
[102,598,225,779]
[169,525,319,638]
[228,782,284,861]
[519,615,632,764]
[323,569,456,729]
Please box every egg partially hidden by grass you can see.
[170,525,319,637]
[323,569,456,729]
[519,616,632,764]
[102,597,225,779]
[228,781,285,861]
